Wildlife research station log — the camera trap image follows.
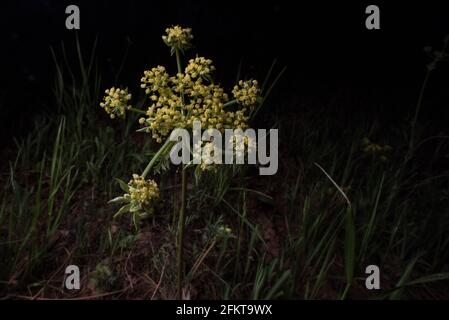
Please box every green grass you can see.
[1,39,449,299]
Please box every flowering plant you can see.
[101,26,261,220]
[99,25,265,298]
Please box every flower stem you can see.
[175,49,186,115]
[175,49,182,75]
[223,99,238,108]
[129,107,147,115]
[177,165,187,299]
[141,138,173,179]
[174,48,188,300]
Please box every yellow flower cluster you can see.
[127,174,160,206]
[185,57,215,79]
[162,26,193,51]
[184,83,233,129]
[232,80,260,110]
[141,66,170,94]
[101,26,260,153]
[140,93,186,142]
[139,56,255,142]
[100,87,132,119]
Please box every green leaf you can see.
[344,206,355,291]
[264,270,291,299]
[390,255,420,300]
[108,196,127,204]
[132,212,141,230]
[229,187,275,206]
[136,126,149,132]
[115,178,129,192]
[405,272,449,286]
[113,204,132,219]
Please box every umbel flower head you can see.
[162,25,193,53]
[100,87,132,119]
[185,57,215,80]
[110,175,160,219]
[232,80,260,110]
[128,174,160,207]
[99,26,261,142]
[138,53,259,142]
[140,66,170,94]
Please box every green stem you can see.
[341,283,351,300]
[141,138,173,179]
[223,99,238,108]
[177,165,187,299]
[174,48,188,300]
[128,107,147,115]
[175,49,186,116]
[175,49,183,75]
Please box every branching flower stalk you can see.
[175,46,187,300]
[177,163,187,299]
[99,25,262,299]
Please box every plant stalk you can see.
[129,107,147,115]
[223,99,238,108]
[177,165,187,299]
[174,48,188,300]
[141,138,172,179]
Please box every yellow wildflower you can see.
[162,25,193,52]
[99,87,132,119]
[128,174,160,207]
[141,66,170,94]
[185,57,215,79]
[232,80,260,110]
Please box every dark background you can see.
[1,0,449,145]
